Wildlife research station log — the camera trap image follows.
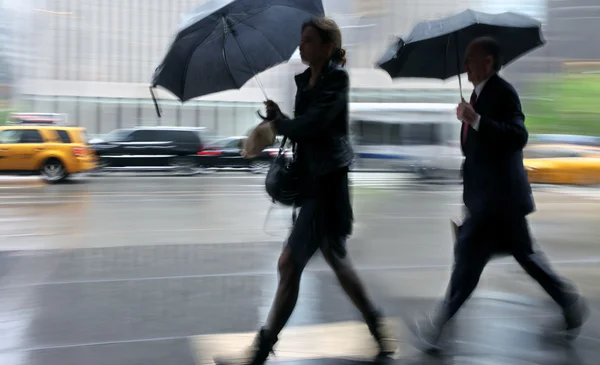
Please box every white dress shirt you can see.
[471,75,492,131]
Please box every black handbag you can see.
[265,136,300,207]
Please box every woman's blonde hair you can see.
[302,17,347,67]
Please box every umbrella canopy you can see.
[376,10,545,81]
[152,0,324,102]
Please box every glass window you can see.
[98,101,120,132]
[197,130,217,145]
[155,130,175,142]
[356,121,386,145]
[120,102,140,129]
[131,130,158,142]
[172,130,200,144]
[208,138,235,149]
[351,121,446,146]
[105,129,134,142]
[20,130,44,143]
[55,130,72,143]
[404,124,437,145]
[389,124,403,145]
[0,130,22,144]
[225,138,242,149]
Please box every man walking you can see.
[413,36,589,352]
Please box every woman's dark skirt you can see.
[285,167,354,268]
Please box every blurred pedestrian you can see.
[412,36,590,353]
[215,16,397,365]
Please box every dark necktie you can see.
[462,91,477,144]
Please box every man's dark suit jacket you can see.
[461,73,535,217]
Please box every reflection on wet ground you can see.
[0,174,598,364]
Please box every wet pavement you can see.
[0,173,599,365]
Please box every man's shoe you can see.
[410,315,444,354]
[562,296,590,340]
[214,327,278,365]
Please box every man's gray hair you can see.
[471,36,502,71]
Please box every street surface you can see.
[0,173,598,365]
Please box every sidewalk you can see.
[0,242,597,365]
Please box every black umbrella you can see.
[376,10,545,98]
[150,0,324,116]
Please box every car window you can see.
[20,130,44,143]
[130,130,158,142]
[55,130,72,143]
[0,130,22,144]
[196,130,216,144]
[105,129,133,142]
[225,139,242,149]
[524,148,581,159]
[158,130,176,142]
[208,139,234,149]
[172,130,200,144]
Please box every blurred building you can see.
[0,0,15,107]
[10,0,593,135]
[12,0,471,134]
[18,0,269,136]
[545,0,600,67]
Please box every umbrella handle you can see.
[454,33,463,100]
[149,86,162,118]
[226,17,268,100]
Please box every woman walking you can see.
[215,16,397,365]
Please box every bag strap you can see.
[277,136,297,161]
[277,136,288,157]
[278,136,298,223]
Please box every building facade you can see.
[10,0,588,135]
[545,0,600,65]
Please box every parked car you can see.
[90,126,214,173]
[0,124,96,183]
[197,136,292,174]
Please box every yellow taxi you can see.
[0,114,96,183]
[524,144,600,185]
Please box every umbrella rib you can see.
[221,18,241,90]
[222,49,240,90]
[231,4,318,26]
[179,20,222,100]
[176,3,322,100]
[240,22,286,61]
[221,3,322,47]
[177,13,225,43]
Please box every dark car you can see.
[91,126,214,173]
[197,136,292,173]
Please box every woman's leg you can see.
[214,247,307,365]
[214,203,318,365]
[322,245,376,317]
[264,248,303,336]
[321,238,397,356]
